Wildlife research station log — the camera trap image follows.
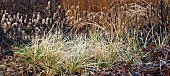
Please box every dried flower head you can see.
[32,13,36,19]
[53,13,57,20]
[12,22,18,28]
[66,10,71,16]
[7,15,11,19]
[24,19,27,24]
[13,15,16,19]
[71,5,74,10]
[4,10,6,14]
[48,1,51,10]
[2,14,6,18]
[25,15,28,19]
[3,23,7,33]
[1,17,5,23]
[58,5,61,9]
[17,12,20,18]
[42,19,45,25]
[83,11,87,16]
[76,6,80,10]
[33,19,36,23]
[79,18,82,21]
[46,17,49,25]
[7,22,11,26]
[37,12,41,19]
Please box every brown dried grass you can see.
[62,0,170,38]
[62,0,168,12]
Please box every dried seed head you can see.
[29,18,31,22]
[37,12,40,19]
[42,19,45,24]
[35,19,39,25]
[1,18,5,23]
[19,18,22,24]
[37,17,40,21]
[150,2,152,5]
[32,13,35,19]
[37,12,40,16]
[24,15,27,23]
[93,16,96,19]
[4,10,6,14]
[8,15,11,19]
[31,19,34,23]
[28,19,31,25]
[33,24,36,27]
[17,12,19,18]
[125,4,127,11]
[83,11,87,16]
[58,5,61,9]
[48,1,51,10]
[27,24,30,28]
[2,14,6,18]
[25,15,28,19]
[22,30,25,35]
[71,5,74,10]
[5,12,8,15]
[24,19,27,24]
[79,18,82,21]
[3,22,7,28]
[121,6,124,10]
[35,27,40,33]
[33,19,37,23]
[12,22,18,28]
[46,17,49,25]
[46,7,49,11]
[48,10,51,16]
[28,21,32,26]
[13,15,16,19]
[53,13,57,20]
[70,16,74,20]
[66,10,71,16]
[76,6,79,10]
[49,18,52,24]
[3,23,7,33]
[16,13,20,21]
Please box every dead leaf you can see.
[151,42,156,50]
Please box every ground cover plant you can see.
[0,0,170,76]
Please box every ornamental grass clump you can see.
[16,32,120,75]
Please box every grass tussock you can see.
[15,32,120,75]
[0,0,170,75]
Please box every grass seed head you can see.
[42,19,45,25]
[48,1,51,10]
[58,5,61,9]
[71,5,74,10]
